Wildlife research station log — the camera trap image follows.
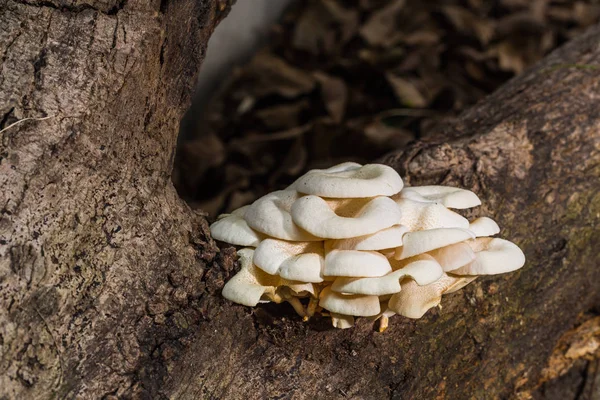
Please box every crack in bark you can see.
[32,48,47,90]
[0,107,16,130]
[110,15,119,49]
[1,29,24,71]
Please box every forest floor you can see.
[174,0,600,217]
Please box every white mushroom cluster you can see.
[210,162,525,330]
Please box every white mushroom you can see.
[221,249,316,317]
[244,190,321,241]
[469,217,500,237]
[324,249,392,277]
[387,273,477,318]
[291,195,401,239]
[330,313,355,329]
[427,242,476,272]
[319,286,381,317]
[221,248,281,307]
[398,185,481,209]
[451,238,526,275]
[290,163,403,198]
[210,206,263,247]
[253,238,325,283]
[395,228,475,260]
[211,162,525,330]
[330,254,443,295]
[393,197,469,231]
[327,224,409,251]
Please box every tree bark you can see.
[1,1,599,399]
[0,0,234,397]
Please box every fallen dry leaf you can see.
[174,0,600,217]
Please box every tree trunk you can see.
[0,0,234,397]
[1,1,599,399]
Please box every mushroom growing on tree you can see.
[210,162,526,329]
[2,2,598,393]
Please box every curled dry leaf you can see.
[174,0,600,218]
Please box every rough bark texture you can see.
[0,0,233,397]
[0,1,599,399]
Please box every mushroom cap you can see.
[291,195,401,239]
[327,224,409,251]
[210,206,262,247]
[386,278,440,319]
[245,190,321,241]
[393,198,469,231]
[469,217,500,237]
[282,281,318,298]
[399,185,481,209]
[452,238,526,275]
[222,249,316,306]
[221,249,279,306]
[428,242,477,272]
[319,286,381,317]
[230,206,249,217]
[331,255,443,295]
[253,239,325,282]
[279,254,325,283]
[443,275,478,294]
[324,249,392,277]
[290,162,404,198]
[376,309,397,319]
[330,313,355,329]
[387,273,477,318]
[395,228,475,260]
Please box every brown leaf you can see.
[293,0,358,54]
[574,2,600,26]
[176,0,600,215]
[442,5,495,45]
[269,136,308,185]
[358,47,406,66]
[313,71,348,123]
[230,125,311,146]
[226,191,259,213]
[359,0,406,47]
[465,61,486,81]
[386,73,428,108]
[254,101,309,130]
[246,52,316,98]
[364,115,415,149]
[400,30,441,46]
[490,41,526,74]
[495,11,545,38]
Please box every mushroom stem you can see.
[285,296,307,318]
[378,315,389,333]
[305,297,319,320]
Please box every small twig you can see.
[0,116,54,134]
